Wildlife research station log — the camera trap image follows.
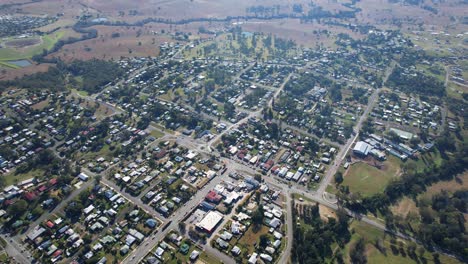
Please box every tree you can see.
[224,102,236,119]
[334,171,344,185]
[254,174,262,182]
[259,234,269,248]
[350,238,367,264]
[65,201,84,220]
[252,207,264,232]
[8,200,27,218]
[94,175,102,185]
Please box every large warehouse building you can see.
[196,211,224,233]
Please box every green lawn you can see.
[342,156,400,197]
[4,169,44,186]
[0,31,64,62]
[0,252,8,263]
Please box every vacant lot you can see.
[342,156,400,197]
[237,225,269,255]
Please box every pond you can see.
[7,60,32,67]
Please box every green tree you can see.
[334,171,344,185]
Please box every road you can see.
[316,60,396,197]
[124,168,235,264]
[207,73,293,149]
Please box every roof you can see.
[197,211,223,232]
[353,141,371,156]
[27,226,46,241]
[205,190,222,203]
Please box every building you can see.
[205,190,222,203]
[78,173,89,181]
[196,211,223,233]
[353,141,371,156]
[248,253,258,264]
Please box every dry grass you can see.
[0,63,53,81]
[46,25,172,61]
[391,197,418,218]
[392,172,468,218]
[420,171,468,199]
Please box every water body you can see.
[242,31,253,37]
[7,59,32,67]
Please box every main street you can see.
[123,165,235,264]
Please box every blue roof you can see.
[146,218,157,228]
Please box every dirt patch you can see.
[319,204,337,220]
[0,63,53,81]
[5,38,41,48]
[31,99,50,110]
[391,197,417,218]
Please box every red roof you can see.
[155,150,167,159]
[24,192,37,201]
[38,185,47,192]
[271,166,280,174]
[205,190,222,203]
[49,178,58,185]
[52,250,62,257]
[45,220,54,228]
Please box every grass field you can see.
[342,156,401,197]
[345,221,462,264]
[0,32,64,68]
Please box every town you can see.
[0,0,466,264]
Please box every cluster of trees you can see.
[66,59,123,94]
[292,202,351,263]
[0,66,65,92]
[416,190,467,259]
[0,59,122,95]
[285,73,333,96]
[386,67,445,97]
[246,5,281,17]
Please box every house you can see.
[205,190,222,203]
[231,246,241,256]
[190,250,200,260]
[260,253,273,262]
[268,218,281,228]
[83,205,95,215]
[216,238,228,249]
[146,218,158,228]
[248,253,258,264]
[273,239,281,248]
[27,226,46,241]
[78,173,89,181]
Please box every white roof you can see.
[197,211,223,232]
[353,141,371,155]
[248,253,258,264]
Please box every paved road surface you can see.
[123,168,234,264]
